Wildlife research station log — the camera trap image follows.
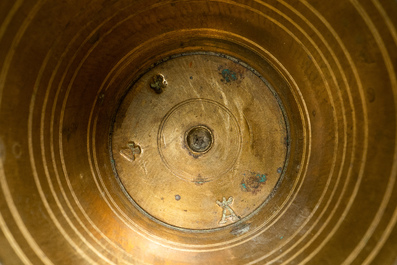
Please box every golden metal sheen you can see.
[111,54,288,230]
[0,0,397,264]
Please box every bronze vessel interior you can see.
[0,0,397,264]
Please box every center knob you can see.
[185,125,213,153]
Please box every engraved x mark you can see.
[120,141,141,162]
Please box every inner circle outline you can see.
[157,98,242,182]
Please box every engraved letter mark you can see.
[216,197,240,224]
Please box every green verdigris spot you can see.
[221,69,237,82]
[240,171,268,195]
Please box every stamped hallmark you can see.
[150,74,167,94]
[192,174,210,186]
[216,196,240,224]
[120,141,141,162]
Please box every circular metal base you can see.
[111,53,288,230]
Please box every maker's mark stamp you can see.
[216,196,240,225]
[120,141,141,162]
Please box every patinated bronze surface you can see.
[112,54,288,230]
[0,0,396,264]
